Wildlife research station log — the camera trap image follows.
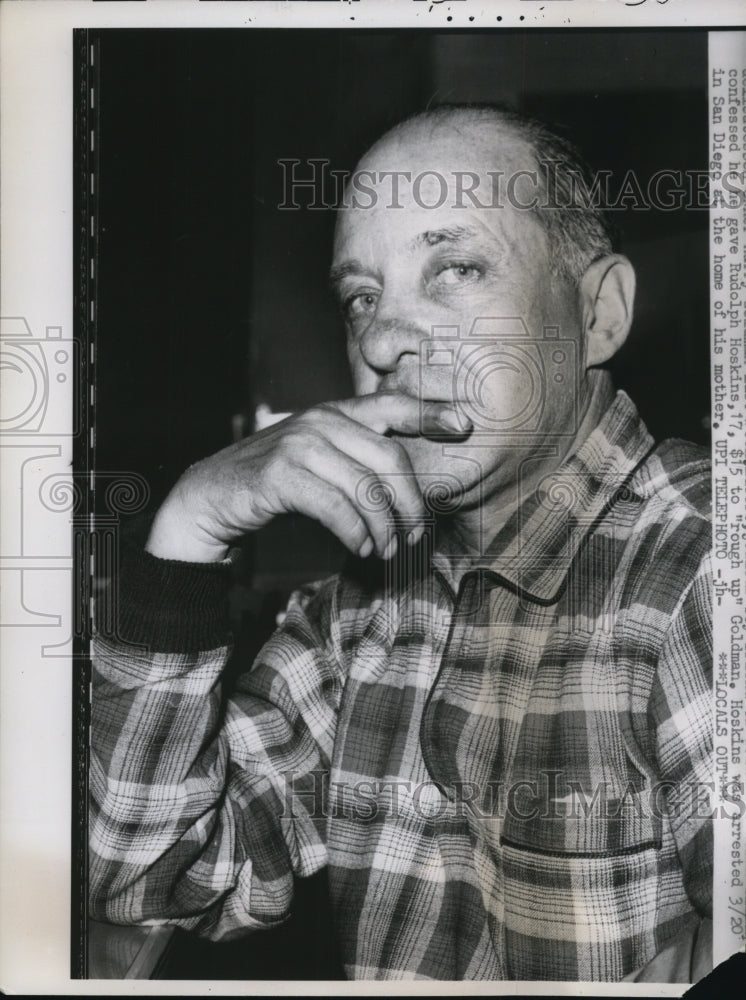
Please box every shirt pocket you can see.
[499,789,663,981]
[501,784,662,857]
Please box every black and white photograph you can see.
[83,25,715,985]
[1,1,745,994]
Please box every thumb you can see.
[333,391,472,437]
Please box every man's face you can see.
[331,120,585,510]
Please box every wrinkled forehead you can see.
[333,120,541,252]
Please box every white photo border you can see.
[1,1,745,995]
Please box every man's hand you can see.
[145,393,469,562]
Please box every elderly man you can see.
[89,106,713,982]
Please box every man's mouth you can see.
[376,382,466,408]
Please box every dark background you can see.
[91,28,710,979]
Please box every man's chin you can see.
[396,435,492,511]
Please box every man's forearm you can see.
[89,539,237,926]
[88,536,333,937]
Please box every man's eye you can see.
[436,263,483,285]
[343,291,379,319]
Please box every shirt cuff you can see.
[113,532,234,653]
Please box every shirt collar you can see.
[432,391,656,605]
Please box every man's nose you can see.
[358,313,427,375]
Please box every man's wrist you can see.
[146,497,231,563]
[113,531,235,652]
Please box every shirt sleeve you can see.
[649,548,714,922]
[88,539,344,940]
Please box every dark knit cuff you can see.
[114,531,234,653]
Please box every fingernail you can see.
[359,537,374,558]
[438,408,471,433]
[383,536,398,560]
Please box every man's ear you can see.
[579,255,636,368]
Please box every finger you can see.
[309,426,427,539]
[288,474,376,559]
[332,392,472,437]
[295,444,407,557]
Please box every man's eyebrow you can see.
[328,260,382,289]
[329,225,493,290]
[411,225,481,250]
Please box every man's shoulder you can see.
[574,436,712,629]
[608,437,712,604]
[630,437,711,523]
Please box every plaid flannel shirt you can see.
[89,391,713,981]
